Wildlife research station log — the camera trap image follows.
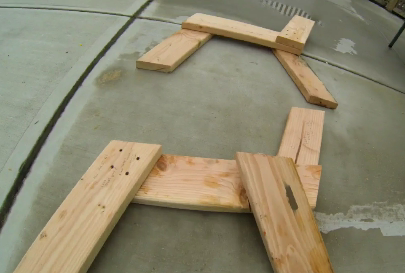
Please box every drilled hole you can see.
[136,157,140,160]
[125,172,129,175]
[110,165,114,169]
[119,149,123,152]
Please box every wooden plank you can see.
[277,107,324,165]
[296,164,321,207]
[136,29,212,73]
[132,154,320,210]
[181,13,301,55]
[274,49,338,109]
[386,0,399,11]
[133,155,249,212]
[276,15,315,51]
[236,153,334,273]
[13,141,162,273]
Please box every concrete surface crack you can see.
[0,5,130,17]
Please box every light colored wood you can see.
[274,49,338,109]
[136,29,212,73]
[182,13,301,55]
[386,0,399,11]
[276,15,315,51]
[13,141,162,273]
[132,154,320,210]
[278,107,324,165]
[236,153,334,273]
[134,154,249,212]
[296,164,321,207]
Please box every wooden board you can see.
[136,29,212,73]
[13,141,162,273]
[296,164,321,207]
[273,49,338,109]
[236,153,334,273]
[181,13,301,55]
[276,15,315,51]
[386,0,399,11]
[133,154,249,212]
[278,107,324,165]
[132,154,320,211]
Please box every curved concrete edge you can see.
[0,0,150,16]
[0,16,129,221]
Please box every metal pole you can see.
[389,21,405,48]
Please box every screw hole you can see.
[119,149,123,152]
[125,172,129,175]
[136,157,140,160]
[110,165,114,169]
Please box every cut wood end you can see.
[136,61,171,73]
[307,95,338,109]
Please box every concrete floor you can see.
[0,0,404,272]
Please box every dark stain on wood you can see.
[157,160,167,172]
[238,185,249,208]
[39,231,47,240]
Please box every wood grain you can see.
[181,13,301,55]
[134,154,249,212]
[236,153,334,273]
[136,29,212,73]
[274,50,338,109]
[276,15,315,51]
[296,164,321,207]
[13,141,162,273]
[132,154,320,210]
[278,107,325,165]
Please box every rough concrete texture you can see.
[2,9,405,272]
[0,8,127,211]
[1,1,405,273]
[141,0,405,92]
[0,0,150,15]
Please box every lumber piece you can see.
[182,13,301,55]
[136,29,212,72]
[13,141,162,273]
[276,15,315,51]
[236,153,334,273]
[278,107,324,165]
[132,154,320,210]
[296,164,321,206]
[134,155,249,212]
[386,0,399,11]
[274,49,338,109]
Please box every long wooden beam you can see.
[13,141,162,273]
[236,153,334,273]
[182,13,301,55]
